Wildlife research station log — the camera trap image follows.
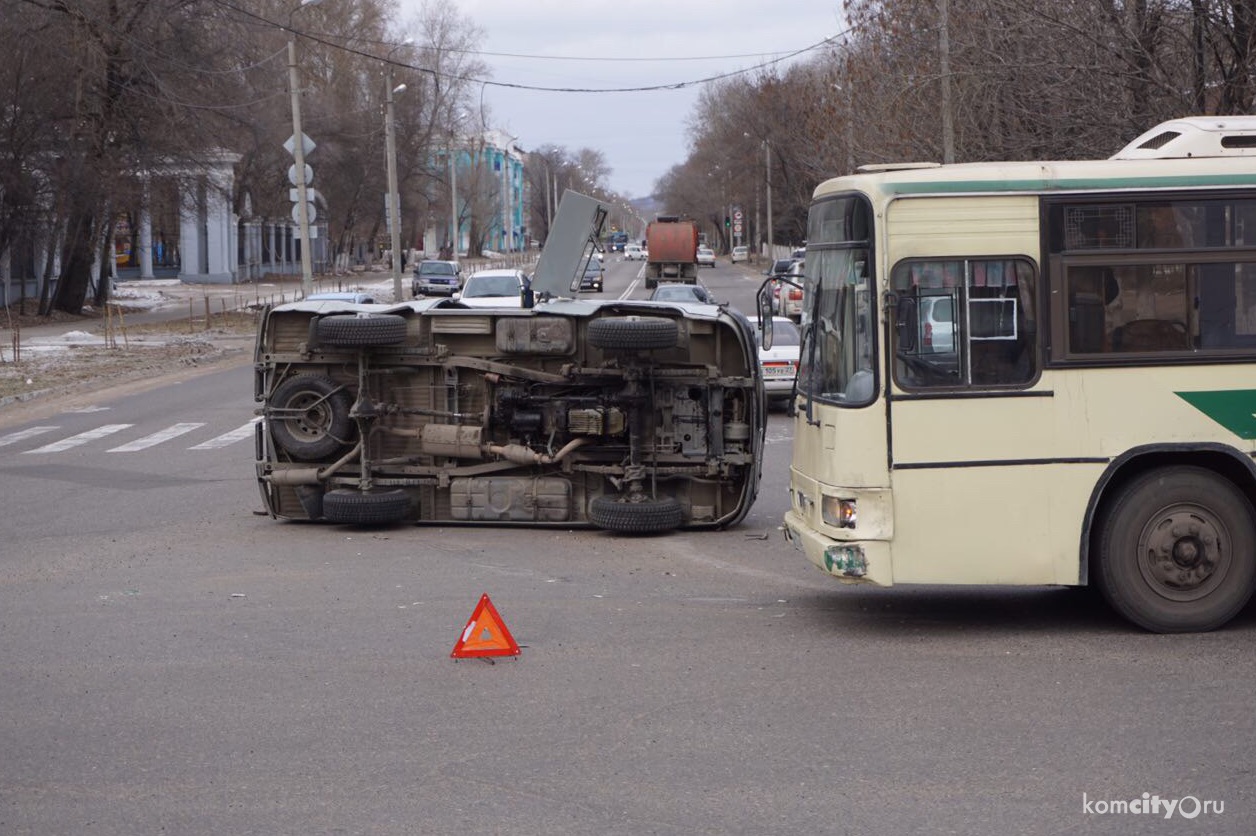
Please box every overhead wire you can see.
[207,0,848,94]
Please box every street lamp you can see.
[287,0,321,298]
[384,39,412,301]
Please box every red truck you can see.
[645,216,699,288]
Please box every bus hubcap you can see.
[1141,510,1224,599]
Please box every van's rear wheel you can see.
[588,316,679,351]
[322,489,412,526]
[589,495,683,534]
[1096,466,1256,632]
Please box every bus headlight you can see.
[822,496,857,529]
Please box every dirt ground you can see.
[0,308,259,405]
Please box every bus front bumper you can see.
[783,509,893,587]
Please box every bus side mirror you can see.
[757,280,776,349]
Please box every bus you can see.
[765,117,1256,633]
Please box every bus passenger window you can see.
[891,258,1037,389]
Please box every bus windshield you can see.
[798,195,876,410]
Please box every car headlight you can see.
[821,496,857,529]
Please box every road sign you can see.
[291,202,317,224]
[283,133,316,157]
[287,163,313,187]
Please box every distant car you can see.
[765,258,795,278]
[731,246,749,263]
[649,283,717,305]
[910,295,955,353]
[454,268,528,308]
[412,260,461,298]
[306,291,376,304]
[776,259,806,320]
[754,316,801,405]
[623,244,646,261]
[697,246,716,267]
[579,259,604,292]
[791,247,806,260]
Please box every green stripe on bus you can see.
[887,174,1256,195]
[1176,390,1256,439]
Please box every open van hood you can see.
[531,190,608,297]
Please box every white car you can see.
[623,244,646,261]
[731,246,749,263]
[756,316,801,404]
[696,246,716,267]
[455,268,528,308]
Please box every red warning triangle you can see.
[451,594,521,659]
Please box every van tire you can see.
[268,375,355,462]
[588,316,679,351]
[315,314,407,347]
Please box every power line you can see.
[208,0,849,94]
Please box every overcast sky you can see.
[394,1,847,198]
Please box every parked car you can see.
[579,259,604,292]
[696,246,716,267]
[454,268,528,308]
[731,246,749,263]
[649,283,717,305]
[623,244,646,261]
[412,260,461,298]
[306,291,376,304]
[754,316,801,405]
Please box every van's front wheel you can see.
[1096,466,1256,632]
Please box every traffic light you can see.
[724,216,730,228]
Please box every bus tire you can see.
[589,494,683,534]
[322,489,412,526]
[1096,465,1256,633]
[315,314,407,347]
[588,316,679,351]
[269,375,355,462]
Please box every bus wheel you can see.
[1096,466,1256,632]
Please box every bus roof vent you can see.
[856,162,941,173]
[1111,117,1256,159]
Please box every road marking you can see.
[0,426,60,448]
[108,422,206,452]
[24,424,133,453]
[189,418,260,450]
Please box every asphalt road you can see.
[1,259,1253,835]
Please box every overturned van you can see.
[253,193,765,532]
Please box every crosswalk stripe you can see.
[24,424,134,454]
[0,426,60,448]
[107,422,206,452]
[188,418,260,450]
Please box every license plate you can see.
[763,364,796,378]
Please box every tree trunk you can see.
[51,204,98,315]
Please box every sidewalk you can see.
[4,271,400,348]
